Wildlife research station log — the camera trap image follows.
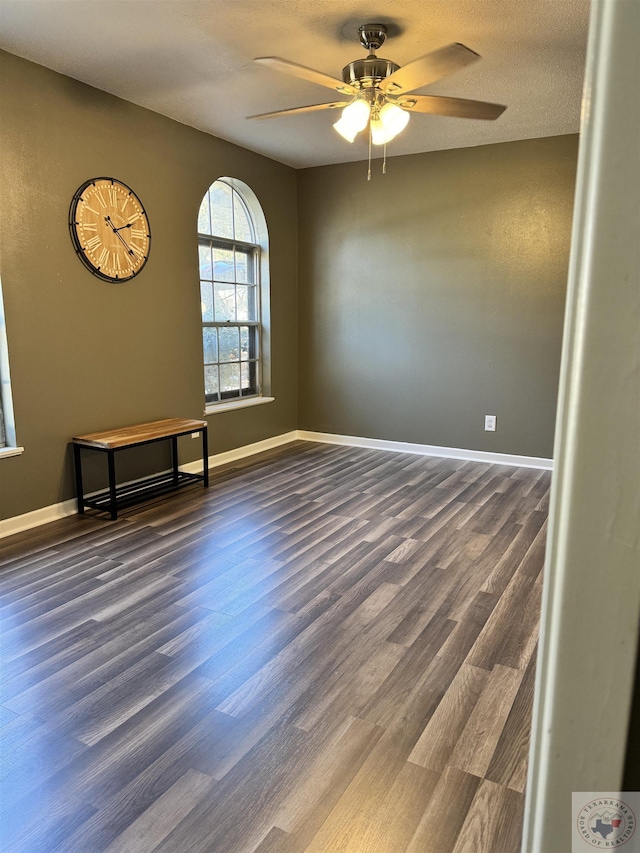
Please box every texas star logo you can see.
[577,798,636,847]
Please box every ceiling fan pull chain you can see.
[383,142,387,174]
[367,123,372,181]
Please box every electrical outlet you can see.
[485,415,497,432]
[191,431,200,439]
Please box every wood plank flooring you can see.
[0,441,550,853]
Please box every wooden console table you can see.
[72,418,209,520]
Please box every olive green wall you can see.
[0,48,578,522]
[0,50,298,520]
[297,135,578,458]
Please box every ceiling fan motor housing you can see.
[346,25,399,89]
[342,57,400,89]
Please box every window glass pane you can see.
[213,246,234,282]
[198,195,211,235]
[199,244,212,280]
[235,249,253,284]
[219,326,240,362]
[233,192,254,242]
[236,287,258,322]
[205,365,219,399]
[200,282,214,322]
[220,363,240,396]
[236,286,251,322]
[203,327,218,364]
[240,326,250,360]
[210,182,234,239]
[241,362,250,391]
[250,326,259,359]
[214,284,236,322]
[241,362,258,396]
[248,286,257,322]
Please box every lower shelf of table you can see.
[82,470,205,515]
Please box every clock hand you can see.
[105,216,135,256]
[105,216,132,233]
[113,229,135,256]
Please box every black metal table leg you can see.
[202,426,209,487]
[73,443,85,514]
[171,435,179,486]
[107,450,118,520]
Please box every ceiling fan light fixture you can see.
[333,115,359,142]
[380,102,410,135]
[370,102,410,145]
[333,98,370,141]
[251,24,506,177]
[344,98,371,131]
[370,117,392,145]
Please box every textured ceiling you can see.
[0,0,591,168]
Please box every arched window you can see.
[198,179,269,407]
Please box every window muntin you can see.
[198,181,260,404]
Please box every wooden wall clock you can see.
[69,178,151,282]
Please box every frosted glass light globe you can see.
[379,102,410,137]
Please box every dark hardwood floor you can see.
[0,440,550,853]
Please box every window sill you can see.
[0,446,24,460]
[205,396,275,416]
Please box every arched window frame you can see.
[198,178,272,412]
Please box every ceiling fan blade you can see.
[254,57,357,95]
[247,101,349,120]
[397,94,506,120]
[381,43,480,95]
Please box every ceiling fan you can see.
[248,23,506,176]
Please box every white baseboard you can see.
[0,498,79,541]
[297,430,554,471]
[180,430,299,475]
[0,431,299,541]
[0,428,551,540]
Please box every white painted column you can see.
[522,0,640,851]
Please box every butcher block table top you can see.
[72,418,208,450]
